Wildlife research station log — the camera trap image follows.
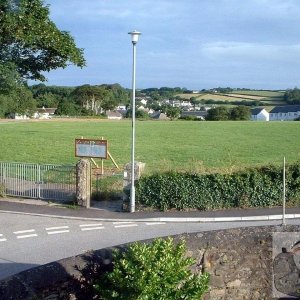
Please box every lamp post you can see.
[128,30,141,213]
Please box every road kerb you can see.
[1,209,300,223]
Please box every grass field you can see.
[0,119,299,173]
[178,90,285,105]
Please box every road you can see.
[0,211,300,280]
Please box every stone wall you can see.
[1,225,299,299]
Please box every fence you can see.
[0,162,76,202]
[92,172,124,201]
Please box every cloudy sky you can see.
[43,0,300,90]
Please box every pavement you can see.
[0,197,299,223]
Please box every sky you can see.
[42,0,300,90]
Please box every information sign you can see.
[75,139,108,159]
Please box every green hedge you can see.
[135,163,300,211]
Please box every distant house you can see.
[140,98,147,106]
[33,107,57,119]
[269,105,300,121]
[106,111,123,120]
[117,109,127,118]
[181,111,207,120]
[9,113,30,120]
[251,108,269,121]
[117,105,126,110]
[151,112,169,120]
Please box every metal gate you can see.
[0,162,76,202]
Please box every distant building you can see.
[117,105,126,110]
[251,108,269,121]
[9,113,30,120]
[106,111,123,120]
[151,112,169,120]
[181,111,208,120]
[269,105,300,121]
[33,107,57,119]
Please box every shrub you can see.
[94,238,209,300]
[135,163,300,211]
[0,184,6,197]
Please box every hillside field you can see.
[0,119,299,173]
[178,90,285,105]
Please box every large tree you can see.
[0,0,85,82]
[206,106,229,121]
[230,105,250,120]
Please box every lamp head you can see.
[128,30,141,44]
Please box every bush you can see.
[135,163,300,211]
[94,238,209,300]
[0,184,6,197]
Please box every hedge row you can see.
[135,164,300,211]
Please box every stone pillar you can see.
[76,159,91,208]
[123,162,145,210]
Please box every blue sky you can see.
[43,0,300,90]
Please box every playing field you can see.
[0,119,299,173]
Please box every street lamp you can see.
[128,30,141,213]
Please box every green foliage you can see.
[166,106,181,120]
[94,238,209,300]
[206,106,229,120]
[230,105,250,120]
[284,88,300,104]
[0,0,85,81]
[136,163,300,211]
[0,183,6,197]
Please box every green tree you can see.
[70,85,109,114]
[166,106,181,120]
[36,92,58,108]
[230,105,250,120]
[0,0,85,81]
[284,88,300,104]
[190,97,201,110]
[206,106,229,121]
[94,238,209,300]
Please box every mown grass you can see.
[0,119,299,173]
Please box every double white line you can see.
[79,224,104,231]
[113,222,138,228]
[46,226,69,235]
[14,229,37,239]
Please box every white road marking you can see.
[47,230,70,235]
[45,226,69,231]
[0,238,7,242]
[13,229,35,234]
[145,222,166,226]
[17,234,38,239]
[0,234,3,236]
[79,224,103,227]
[81,227,105,231]
[114,224,138,228]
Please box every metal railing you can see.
[0,162,76,202]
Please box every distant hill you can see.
[177,90,286,105]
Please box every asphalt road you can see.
[1,211,300,280]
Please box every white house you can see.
[33,107,57,119]
[10,113,30,120]
[269,105,300,121]
[106,111,123,120]
[140,98,147,106]
[251,108,269,121]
